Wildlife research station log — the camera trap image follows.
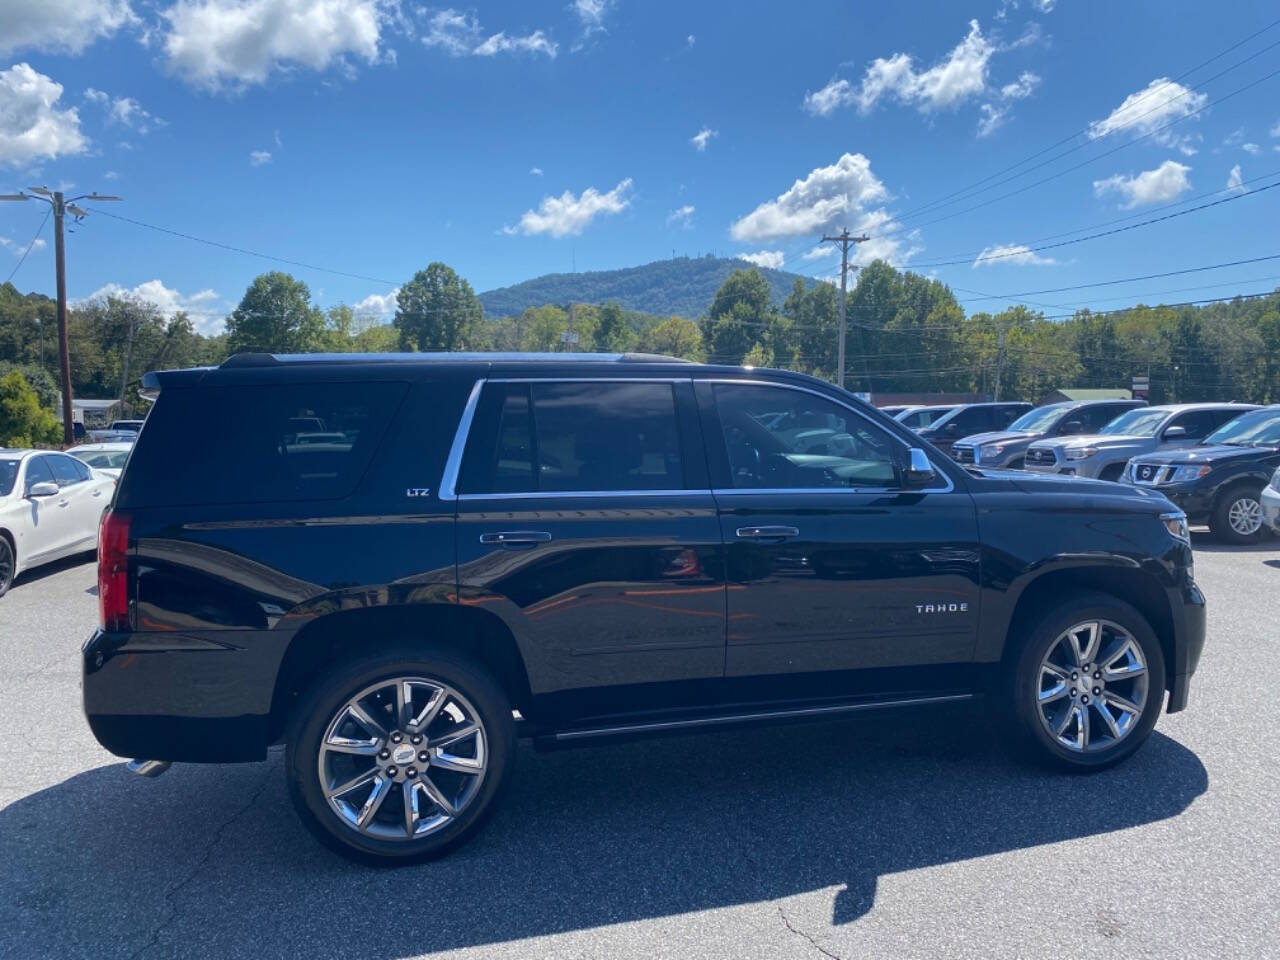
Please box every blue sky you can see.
[2,0,1279,334]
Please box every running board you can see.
[533,692,976,751]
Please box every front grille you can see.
[1133,463,1172,485]
[952,446,976,465]
[1025,448,1056,466]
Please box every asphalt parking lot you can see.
[2,534,1278,960]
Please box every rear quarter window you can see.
[117,381,407,507]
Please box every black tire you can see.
[0,535,13,598]
[286,647,515,865]
[1004,592,1166,772]
[1209,483,1266,544]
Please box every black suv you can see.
[84,353,1206,864]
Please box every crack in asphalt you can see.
[777,905,843,960]
[128,760,279,960]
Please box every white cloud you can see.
[85,88,163,133]
[1092,160,1192,209]
[529,166,543,175]
[0,64,88,169]
[161,0,394,91]
[104,170,119,179]
[1087,78,1208,155]
[0,0,136,57]
[504,178,633,237]
[1271,120,1280,138]
[690,127,717,151]
[572,0,612,36]
[0,235,48,256]
[977,70,1039,137]
[249,149,272,165]
[1226,164,1246,194]
[801,245,837,261]
[972,243,1055,268]
[999,71,1039,100]
[666,204,695,228]
[425,9,557,58]
[806,20,995,117]
[687,34,695,47]
[84,280,225,333]
[738,250,785,270]
[353,287,398,323]
[1242,142,1260,155]
[976,103,1007,138]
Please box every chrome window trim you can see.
[458,488,701,501]
[704,378,955,494]
[438,378,485,501]
[486,376,691,384]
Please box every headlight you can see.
[1160,510,1190,543]
[1063,446,1097,461]
[980,443,1005,460]
[1170,464,1211,483]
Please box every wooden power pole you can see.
[821,229,869,390]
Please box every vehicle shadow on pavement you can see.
[0,706,1206,958]
[7,553,95,593]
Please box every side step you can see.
[533,692,976,751]
[126,759,172,778]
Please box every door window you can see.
[459,381,685,494]
[712,383,900,489]
[47,455,84,487]
[1167,409,1241,440]
[23,456,55,494]
[1077,405,1123,432]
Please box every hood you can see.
[1131,443,1280,466]
[1031,433,1145,452]
[976,466,1172,509]
[951,430,1036,448]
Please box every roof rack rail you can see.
[619,352,693,363]
[220,352,281,368]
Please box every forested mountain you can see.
[477,255,815,318]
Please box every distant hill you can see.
[478,256,817,318]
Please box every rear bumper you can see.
[81,628,289,762]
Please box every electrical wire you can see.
[4,209,51,285]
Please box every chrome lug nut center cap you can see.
[391,742,417,765]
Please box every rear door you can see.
[23,455,73,560]
[450,377,726,706]
[697,379,981,686]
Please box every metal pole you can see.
[53,191,74,445]
[821,230,870,390]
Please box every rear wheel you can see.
[286,648,514,865]
[1210,484,1265,544]
[0,536,13,598]
[1005,593,1165,771]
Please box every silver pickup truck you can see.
[1024,403,1257,481]
[951,399,1145,469]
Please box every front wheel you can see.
[286,649,515,865]
[1210,485,1266,544]
[0,536,13,598]
[1006,593,1166,771]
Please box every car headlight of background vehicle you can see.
[1160,510,1190,543]
[980,443,1005,460]
[1171,464,1212,482]
[1063,446,1097,461]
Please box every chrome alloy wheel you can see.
[317,677,488,840]
[1036,620,1148,753]
[1228,496,1263,537]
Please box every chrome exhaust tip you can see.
[126,759,172,778]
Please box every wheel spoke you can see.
[325,735,381,756]
[432,722,480,750]
[1039,680,1069,704]
[1104,691,1142,717]
[1101,640,1146,681]
[1053,703,1077,737]
[431,750,485,774]
[1066,622,1101,666]
[1094,700,1122,739]
[405,683,448,733]
[355,775,392,830]
[325,767,378,800]
[403,780,420,837]
[1076,703,1091,750]
[418,774,457,817]
[345,701,389,741]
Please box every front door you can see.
[450,377,726,712]
[697,380,981,686]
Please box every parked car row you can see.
[886,398,1280,544]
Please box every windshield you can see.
[0,461,16,497]
[896,407,955,428]
[1203,409,1280,447]
[1007,405,1068,433]
[1098,409,1168,437]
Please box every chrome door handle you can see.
[735,525,800,541]
[479,530,553,549]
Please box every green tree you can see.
[225,272,326,354]
[742,341,773,368]
[640,315,704,360]
[593,302,636,352]
[0,370,61,447]
[394,262,483,352]
[706,269,775,365]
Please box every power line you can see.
[4,209,50,285]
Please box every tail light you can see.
[98,510,131,631]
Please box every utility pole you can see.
[820,229,869,390]
[1,187,122,444]
[993,325,1008,401]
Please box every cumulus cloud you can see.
[85,88,163,133]
[0,64,88,168]
[804,20,995,116]
[666,204,695,228]
[0,0,136,56]
[972,243,1055,268]
[690,127,717,151]
[249,149,272,165]
[504,178,633,237]
[424,9,557,58]
[1087,78,1208,155]
[977,70,1040,137]
[353,287,398,323]
[0,235,48,256]
[1092,159,1192,208]
[84,280,225,333]
[529,166,543,175]
[160,0,395,91]
[571,0,612,43]
[801,245,837,261]
[737,250,785,270]
[1226,164,1246,194]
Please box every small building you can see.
[1039,387,1133,405]
[58,397,122,427]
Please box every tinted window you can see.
[118,381,407,507]
[941,407,992,433]
[1167,408,1245,440]
[1203,409,1280,446]
[0,461,17,497]
[48,454,84,487]
[1076,404,1126,432]
[459,381,684,494]
[24,456,54,494]
[1100,408,1167,437]
[896,407,954,429]
[76,450,130,469]
[713,383,899,489]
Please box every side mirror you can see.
[905,448,938,486]
[945,422,958,434]
[1163,425,1187,439]
[28,481,58,498]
